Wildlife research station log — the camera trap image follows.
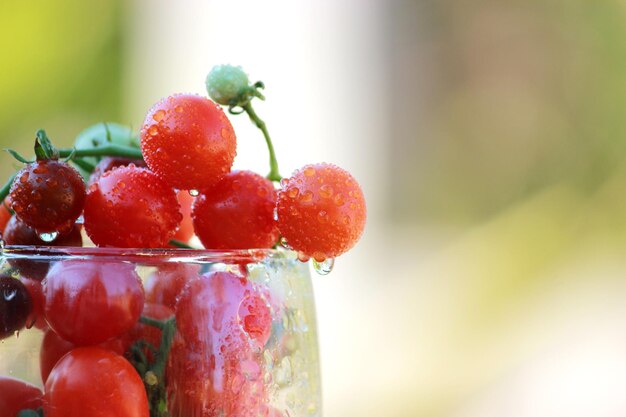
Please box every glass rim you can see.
[0,245,295,263]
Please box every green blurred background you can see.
[3,1,626,416]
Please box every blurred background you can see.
[2,0,626,416]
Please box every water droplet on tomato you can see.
[188,189,199,197]
[152,109,166,122]
[304,167,316,177]
[175,106,183,113]
[148,125,159,136]
[39,231,59,242]
[280,237,291,249]
[313,257,335,275]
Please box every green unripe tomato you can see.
[206,65,249,105]
[73,122,138,177]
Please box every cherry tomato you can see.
[4,216,83,280]
[0,376,43,417]
[10,160,86,233]
[145,263,199,309]
[84,165,182,248]
[140,94,236,191]
[0,275,32,340]
[44,347,149,417]
[22,277,47,330]
[168,272,272,417]
[44,261,144,345]
[0,199,10,234]
[277,163,366,261]
[88,156,147,186]
[40,330,127,383]
[192,171,279,249]
[173,190,195,242]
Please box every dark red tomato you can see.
[44,261,144,345]
[192,171,279,249]
[277,163,366,261]
[44,347,149,417]
[88,157,147,186]
[173,190,195,242]
[22,278,47,330]
[123,303,173,362]
[0,275,32,340]
[40,330,127,383]
[168,272,272,417]
[0,376,43,417]
[140,94,236,191]
[144,263,199,309]
[4,216,83,280]
[10,160,86,233]
[84,165,182,248]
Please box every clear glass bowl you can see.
[0,246,321,417]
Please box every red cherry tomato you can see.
[44,347,149,417]
[88,156,147,186]
[44,261,144,345]
[173,190,195,242]
[10,160,86,233]
[4,216,83,280]
[0,376,43,417]
[22,277,47,330]
[277,163,366,261]
[40,330,127,383]
[84,165,182,248]
[192,171,279,249]
[145,263,199,309]
[140,94,237,191]
[168,272,272,417]
[0,199,10,234]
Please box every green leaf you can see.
[4,148,32,164]
[35,129,60,160]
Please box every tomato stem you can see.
[242,102,282,182]
[0,172,16,203]
[59,144,143,160]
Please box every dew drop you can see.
[300,191,313,203]
[175,106,184,113]
[287,187,299,199]
[273,207,279,221]
[39,231,59,243]
[319,185,333,198]
[148,125,159,136]
[3,289,17,301]
[313,257,335,275]
[188,189,200,197]
[280,178,290,188]
[280,237,292,249]
[152,109,166,122]
[304,167,316,177]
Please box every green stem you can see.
[0,173,16,203]
[59,144,143,160]
[242,102,281,181]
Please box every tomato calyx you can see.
[127,315,177,417]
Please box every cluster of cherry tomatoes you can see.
[1,64,366,263]
[0,64,364,417]
[1,261,280,417]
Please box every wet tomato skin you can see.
[88,157,147,186]
[145,263,199,309]
[0,376,43,417]
[44,347,149,417]
[140,94,237,191]
[10,160,86,233]
[84,165,181,248]
[44,261,145,345]
[3,216,82,280]
[173,190,195,242]
[39,330,127,383]
[192,171,279,249]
